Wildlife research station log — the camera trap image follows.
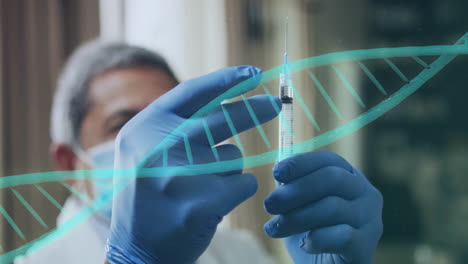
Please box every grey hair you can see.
[50,39,178,146]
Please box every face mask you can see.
[75,140,115,220]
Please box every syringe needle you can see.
[284,16,289,62]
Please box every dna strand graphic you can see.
[2,33,468,263]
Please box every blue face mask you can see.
[76,140,115,220]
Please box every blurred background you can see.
[1,0,468,263]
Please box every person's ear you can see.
[50,144,79,171]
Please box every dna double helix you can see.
[2,33,468,263]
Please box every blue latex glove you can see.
[264,151,383,264]
[105,66,281,264]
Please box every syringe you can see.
[278,17,294,161]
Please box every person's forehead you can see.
[88,67,176,106]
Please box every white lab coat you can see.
[14,195,277,264]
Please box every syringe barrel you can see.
[280,74,293,102]
[278,101,293,161]
[278,77,294,161]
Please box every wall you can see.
[0,0,100,252]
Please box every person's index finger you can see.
[273,150,353,184]
[155,65,262,118]
[188,95,281,146]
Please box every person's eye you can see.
[108,117,133,134]
[109,122,127,133]
[107,112,137,135]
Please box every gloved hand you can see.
[264,151,383,264]
[105,66,281,264]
